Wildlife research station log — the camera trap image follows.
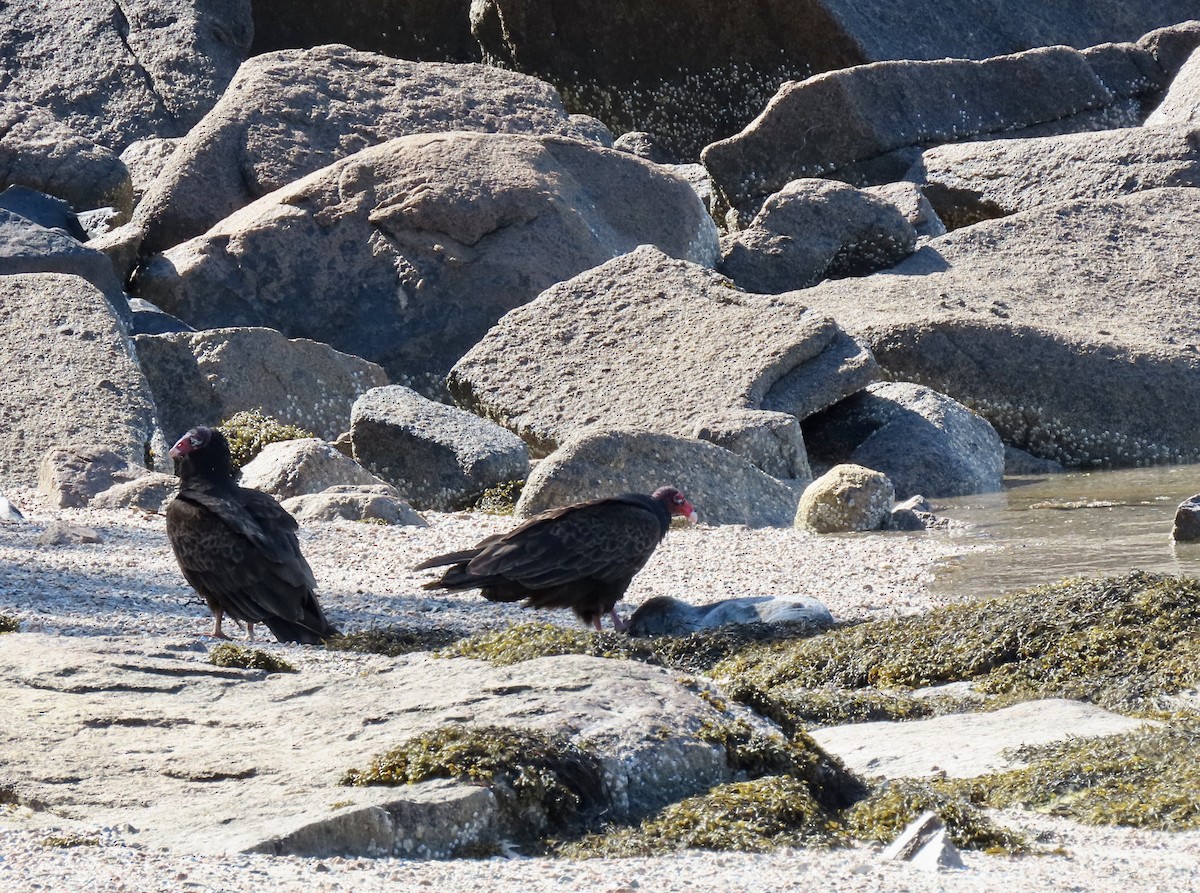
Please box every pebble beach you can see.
[2,490,1198,891]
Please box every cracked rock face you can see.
[132,132,718,395]
[0,0,253,152]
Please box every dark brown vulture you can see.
[165,426,339,645]
[416,487,697,631]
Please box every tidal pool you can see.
[929,463,1200,600]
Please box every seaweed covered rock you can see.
[714,572,1200,719]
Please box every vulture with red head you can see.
[416,487,697,631]
[165,426,339,644]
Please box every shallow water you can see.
[929,463,1200,600]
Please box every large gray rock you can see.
[37,447,151,509]
[798,187,1200,467]
[864,181,947,238]
[0,98,133,217]
[0,633,774,856]
[719,179,917,293]
[911,125,1200,229]
[133,132,718,392]
[134,327,388,443]
[1140,20,1200,80]
[449,246,874,467]
[120,137,184,206]
[239,439,388,501]
[0,0,253,152]
[350,386,530,512]
[702,45,1140,210]
[1146,45,1200,126]
[515,428,801,528]
[88,472,179,512]
[131,45,614,253]
[471,0,1196,160]
[0,274,163,489]
[0,207,124,301]
[803,382,1004,499]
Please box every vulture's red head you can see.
[170,426,237,482]
[653,486,698,524]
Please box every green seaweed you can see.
[714,572,1200,715]
[208,643,297,673]
[844,778,1030,854]
[952,714,1200,831]
[341,725,605,840]
[558,775,846,857]
[40,834,100,848]
[471,480,525,515]
[219,409,313,468]
[326,626,466,657]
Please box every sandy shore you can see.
[1,489,1196,891]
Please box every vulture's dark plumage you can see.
[165,426,339,644]
[416,487,697,631]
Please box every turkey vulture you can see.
[165,426,339,644]
[415,487,697,631]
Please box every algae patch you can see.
[715,572,1200,716]
[471,480,524,515]
[208,643,297,673]
[341,725,605,841]
[327,626,466,657]
[560,775,845,857]
[443,619,825,674]
[953,715,1200,831]
[845,778,1030,854]
[220,409,313,468]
